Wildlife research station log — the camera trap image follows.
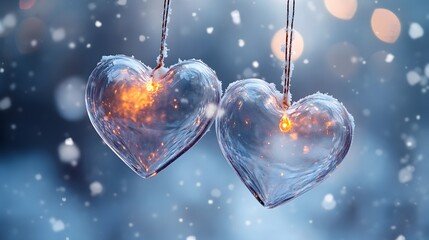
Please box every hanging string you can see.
[152,0,172,75]
[282,0,296,109]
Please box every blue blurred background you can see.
[1,0,429,239]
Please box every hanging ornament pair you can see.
[86,0,354,208]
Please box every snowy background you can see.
[1,0,429,239]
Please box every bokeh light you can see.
[371,8,401,43]
[324,0,358,20]
[19,0,37,10]
[271,28,304,61]
[55,76,86,121]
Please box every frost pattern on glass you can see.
[86,55,221,178]
[216,79,354,208]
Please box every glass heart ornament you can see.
[86,55,222,178]
[216,79,354,208]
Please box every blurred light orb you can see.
[0,96,12,110]
[371,8,401,43]
[321,193,337,210]
[0,13,17,37]
[50,27,66,42]
[324,0,357,20]
[409,22,424,39]
[55,76,86,121]
[58,138,80,167]
[19,0,37,10]
[272,28,304,61]
[3,13,17,28]
[90,181,103,196]
[406,70,421,86]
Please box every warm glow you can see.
[371,8,401,43]
[272,29,304,61]
[324,0,357,20]
[146,80,161,92]
[279,114,292,133]
[112,81,162,122]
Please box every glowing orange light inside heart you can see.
[279,113,292,133]
[113,80,162,122]
[146,80,161,92]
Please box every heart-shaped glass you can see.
[216,79,354,208]
[86,55,222,178]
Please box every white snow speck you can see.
[50,28,66,42]
[139,35,146,42]
[58,138,80,167]
[396,235,406,240]
[231,10,241,25]
[90,181,103,196]
[238,39,245,47]
[206,27,214,34]
[385,53,395,63]
[409,22,424,39]
[0,97,12,110]
[186,236,197,240]
[404,136,416,149]
[399,165,415,184]
[117,0,127,6]
[205,103,218,119]
[49,218,65,232]
[321,193,337,210]
[252,61,259,68]
[406,71,421,86]
[95,20,102,28]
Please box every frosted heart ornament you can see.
[216,79,354,208]
[86,55,221,178]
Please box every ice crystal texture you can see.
[86,55,221,178]
[216,79,354,208]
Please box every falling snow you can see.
[58,138,80,167]
[206,27,214,34]
[50,28,66,42]
[398,165,415,184]
[321,194,337,210]
[409,22,424,39]
[90,181,103,196]
[95,20,102,28]
[0,96,11,110]
[1,1,429,240]
[406,70,421,86]
[49,218,65,232]
[231,10,241,25]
